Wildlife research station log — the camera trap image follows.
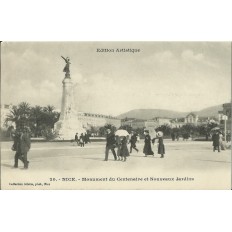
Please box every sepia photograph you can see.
[1,42,231,189]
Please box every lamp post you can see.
[222,115,228,142]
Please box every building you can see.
[170,118,185,128]
[219,102,231,132]
[121,118,146,129]
[78,112,121,130]
[184,113,198,125]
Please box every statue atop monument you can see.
[61,56,71,78]
[55,55,86,139]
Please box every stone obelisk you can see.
[55,56,85,139]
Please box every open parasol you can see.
[210,127,220,131]
[115,129,129,137]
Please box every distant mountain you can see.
[117,109,188,120]
[117,105,223,120]
[194,104,223,117]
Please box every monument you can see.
[54,56,86,139]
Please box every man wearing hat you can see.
[12,129,24,168]
[20,127,31,169]
[212,131,220,152]
[104,128,117,161]
[129,131,139,153]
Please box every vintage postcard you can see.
[0,42,231,190]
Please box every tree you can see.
[98,123,117,136]
[197,121,219,141]
[5,102,60,138]
[5,102,31,129]
[30,105,43,137]
[42,105,60,129]
[41,128,58,141]
[119,125,132,133]
[155,124,172,136]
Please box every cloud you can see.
[181,49,204,61]
[1,42,231,115]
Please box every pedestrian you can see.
[137,134,140,143]
[104,128,117,161]
[80,133,85,147]
[12,129,24,168]
[212,131,220,152]
[13,127,31,169]
[153,131,165,158]
[226,132,231,143]
[118,136,130,161]
[143,130,154,157]
[219,131,226,150]
[176,132,180,141]
[84,132,88,144]
[129,131,139,153]
[75,133,79,146]
[87,133,91,143]
[171,132,175,141]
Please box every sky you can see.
[1,42,231,116]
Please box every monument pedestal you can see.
[55,77,86,140]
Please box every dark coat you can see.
[157,137,165,154]
[118,137,129,157]
[80,134,85,143]
[130,134,137,144]
[75,134,78,141]
[106,133,116,149]
[12,132,21,152]
[143,134,154,155]
[212,133,219,147]
[19,133,31,153]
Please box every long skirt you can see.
[143,142,154,155]
[158,143,165,154]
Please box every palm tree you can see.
[5,105,21,127]
[44,105,55,113]
[30,105,43,137]
[42,105,60,129]
[5,102,31,129]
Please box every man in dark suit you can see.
[20,127,31,169]
[130,131,139,153]
[104,129,117,161]
[13,129,24,168]
[212,131,220,152]
[13,127,31,169]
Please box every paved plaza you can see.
[1,140,231,190]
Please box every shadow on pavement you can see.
[1,163,14,168]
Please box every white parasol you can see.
[210,127,220,132]
[115,129,129,137]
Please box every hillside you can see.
[117,109,188,120]
[117,105,223,120]
[195,105,223,117]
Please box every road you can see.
[1,140,231,190]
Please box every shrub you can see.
[41,128,58,141]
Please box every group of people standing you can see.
[74,132,90,147]
[104,128,165,162]
[143,130,165,158]
[11,127,31,169]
